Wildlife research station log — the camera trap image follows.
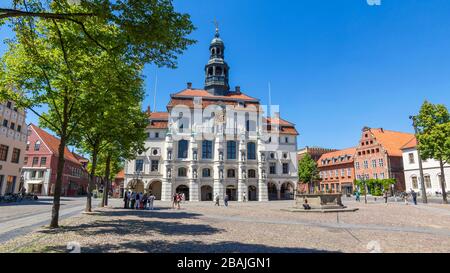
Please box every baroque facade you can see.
[124,28,299,202]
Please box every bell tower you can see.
[205,22,230,95]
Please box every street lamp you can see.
[409,115,427,204]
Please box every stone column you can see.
[213,179,224,200]
[161,179,172,201]
[189,179,199,202]
[238,167,246,202]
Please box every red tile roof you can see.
[369,128,415,156]
[280,126,299,135]
[167,98,260,111]
[318,147,357,166]
[30,124,81,165]
[147,121,169,129]
[172,89,259,101]
[149,112,169,120]
[264,117,294,126]
[401,136,417,150]
[116,169,125,179]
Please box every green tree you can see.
[0,0,194,227]
[298,154,321,193]
[0,0,195,68]
[415,101,450,204]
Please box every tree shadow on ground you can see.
[38,208,220,237]
[39,219,221,237]
[40,240,338,253]
[96,207,204,220]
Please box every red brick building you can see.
[317,147,356,195]
[22,124,89,196]
[354,127,415,192]
[112,169,125,198]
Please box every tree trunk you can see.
[85,146,98,212]
[101,153,112,207]
[439,159,448,204]
[50,133,67,228]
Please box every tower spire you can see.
[204,21,230,96]
[214,18,220,38]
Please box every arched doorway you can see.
[201,185,213,201]
[280,182,295,200]
[248,185,257,201]
[268,182,278,201]
[128,179,144,194]
[226,185,237,201]
[176,185,190,201]
[148,180,162,200]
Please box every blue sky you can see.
[1,0,450,150]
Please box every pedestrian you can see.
[383,190,388,204]
[355,190,361,202]
[172,193,178,209]
[176,193,182,209]
[148,193,156,210]
[130,192,136,209]
[181,192,185,203]
[243,192,246,202]
[123,191,129,209]
[403,192,408,205]
[142,193,148,210]
[224,194,229,207]
[215,193,220,206]
[135,192,141,209]
[411,189,417,205]
[303,199,311,210]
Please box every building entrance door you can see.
[226,185,237,201]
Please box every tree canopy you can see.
[298,154,320,184]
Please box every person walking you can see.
[411,189,417,205]
[243,192,246,202]
[148,193,156,210]
[130,192,136,209]
[142,193,148,210]
[135,192,141,209]
[224,194,229,207]
[176,193,181,209]
[123,191,129,209]
[215,193,220,206]
[383,190,388,204]
[172,193,178,209]
[355,190,361,202]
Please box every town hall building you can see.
[124,27,299,202]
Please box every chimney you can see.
[187,82,192,89]
[235,86,241,94]
[147,105,151,114]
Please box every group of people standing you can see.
[123,191,156,210]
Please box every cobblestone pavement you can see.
[1,198,450,253]
[0,197,100,244]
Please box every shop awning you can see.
[26,180,43,185]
